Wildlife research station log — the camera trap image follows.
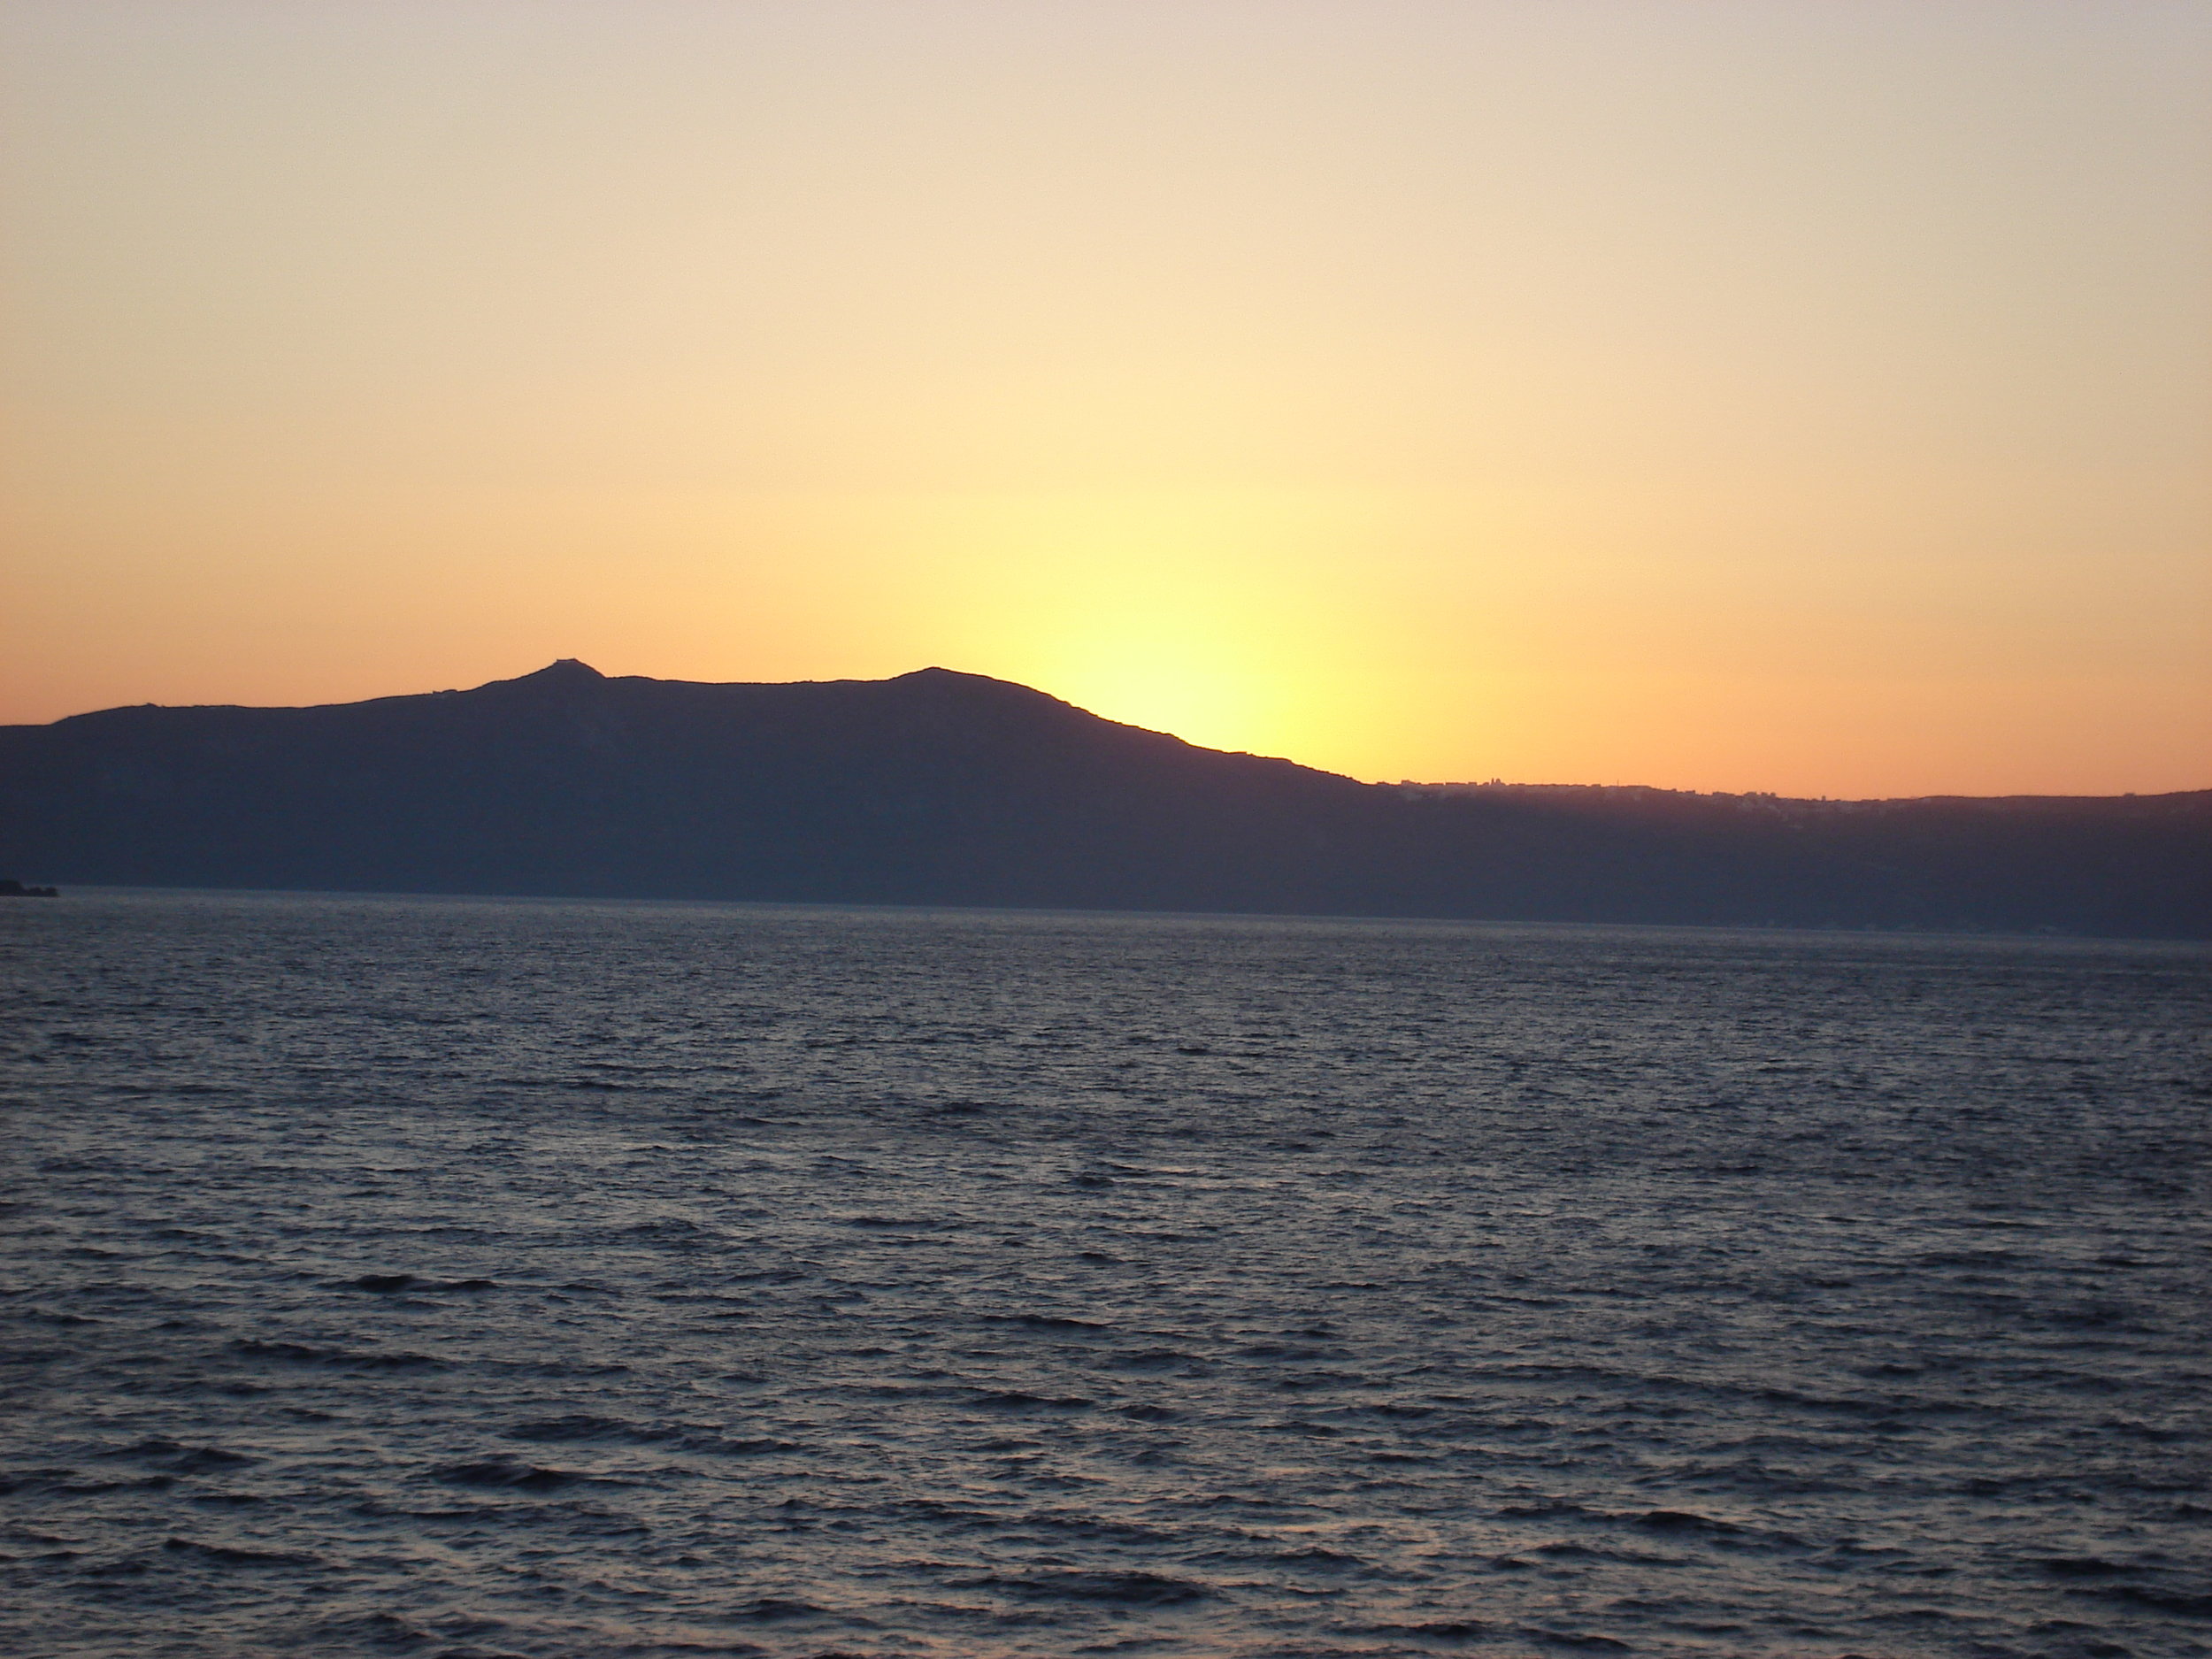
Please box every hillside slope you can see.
[2,661,2203,935]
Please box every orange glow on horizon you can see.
[2,3,2207,798]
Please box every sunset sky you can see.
[4,0,2208,795]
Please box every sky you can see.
[3,0,2208,796]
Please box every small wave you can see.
[949,1569,1211,1606]
[683,1434,803,1456]
[107,1442,257,1474]
[342,1272,499,1294]
[228,1338,442,1369]
[984,1312,1110,1331]
[2072,1584,2212,1617]
[967,1390,1094,1412]
[1269,1546,1369,1572]
[4,1468,174,1496]
[434,1458,584,1490]
[303,1611,447,1649]
[1522,1631,1632,1651]
[505,1415,634,1441]
[728,1596,825,1621]
[1369,1615,1632,1651]
[1371,1618,1494,1642]
[1635,1509,1745,1535]
[161,1537,319,1567]
[1105,1347,1200,1371]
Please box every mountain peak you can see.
[489,659,606,690]
[890,665,1059,700]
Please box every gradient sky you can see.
[4,0,2208,795]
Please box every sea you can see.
[3,888,2208,1659]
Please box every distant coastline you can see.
[0,879,58,898]
[2,662,2204,939]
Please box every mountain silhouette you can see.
[2,662,2204,936]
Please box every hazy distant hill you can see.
[2,660,2204,937]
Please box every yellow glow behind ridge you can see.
[2,2,2207,795]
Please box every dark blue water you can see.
[4,890,2208,1657]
